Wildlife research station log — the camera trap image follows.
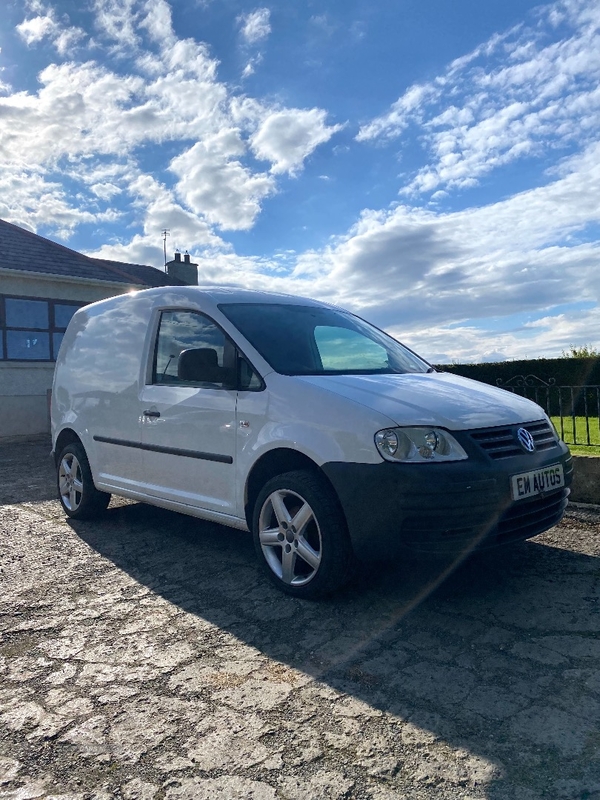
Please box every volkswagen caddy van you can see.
[51,287,572,598]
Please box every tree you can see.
[561,344,599,358]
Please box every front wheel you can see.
[57,442,110,519]
[252,470,354,599]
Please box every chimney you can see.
[165,250,198,285]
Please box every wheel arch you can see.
[54,428,83,466]
[244,447,339,529]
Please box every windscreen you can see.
[219,303,431,376]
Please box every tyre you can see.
[252,470,354,599]
[57,441,110,519]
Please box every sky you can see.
[1,0,600,364]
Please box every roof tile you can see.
[0,218,181,287]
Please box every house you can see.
[0,218,197,438]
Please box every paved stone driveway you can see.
[1,438,600,799]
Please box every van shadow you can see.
[70,502,600,799]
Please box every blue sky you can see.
[1,0,600,363]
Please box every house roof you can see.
[0,218,180,287]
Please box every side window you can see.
[314,326,389,371]
[153,310,231,387]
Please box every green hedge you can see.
[435,357,600,388]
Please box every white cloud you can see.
[238,8,271,45]
[16,6,85,55]
[402,306,600,365]
[53,27,86,54]
[357,0,600,195]
[6,0,600,364]
[238,8,271,78]
[0,168,119,239]
[241,54,263,78]
[86,172,226,264]
[0,61,147,162]
[17,14,56,45]
[140,0,176,46]
[93,0,140,49]
[356,83,440,143]
[270,138,600,361]
[3,0,341,250]
[251,108,343,175]
[170,130,275,230]
[150,130,600,362]
[90,182,122,200]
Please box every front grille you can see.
[400,487,570,552]
[494,487,570,545]
[469,419,557,460]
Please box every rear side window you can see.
[153,310,230,387]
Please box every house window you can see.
[0,295,83,362]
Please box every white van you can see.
[51,287,572,598]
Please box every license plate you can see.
[511,463,564,501]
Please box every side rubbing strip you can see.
[93,435,233,464]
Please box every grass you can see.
[568,444,600,456]
[550,416,600,455]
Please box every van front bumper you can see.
[321,443,573,561]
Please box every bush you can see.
[562,344,599,358]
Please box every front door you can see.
[139,309,238,516]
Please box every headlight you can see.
[374,427,468,463]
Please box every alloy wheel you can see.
[258,488,322,586]
[58,453,84,512]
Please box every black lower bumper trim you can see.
[322,447,573,560]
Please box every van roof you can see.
[132,285,332,307]
[75,285,339,320]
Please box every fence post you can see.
[494,375,599,448]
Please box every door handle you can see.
[143,409,161,418]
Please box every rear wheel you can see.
[57,442,110,519]
[253,470,353,599]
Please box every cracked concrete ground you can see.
[1,437,600,799]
